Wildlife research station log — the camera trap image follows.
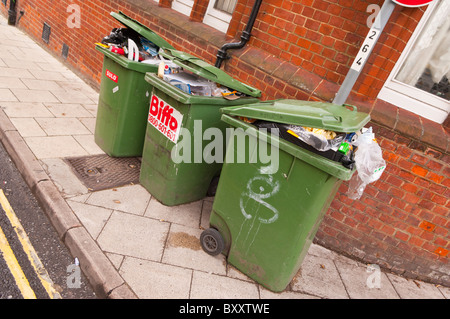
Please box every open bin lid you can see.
[159,48,261,98]
[220,99,370,132]
[95,11,175,72]
[109,11,174,50]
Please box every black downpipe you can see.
[215,0,263,68]
[8,0,17,26]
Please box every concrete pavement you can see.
[0,14,448,299]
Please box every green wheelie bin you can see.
[94,11,175,157]
[200,100,370,292]
[139,48,261,206]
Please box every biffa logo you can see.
[148,95,183,143]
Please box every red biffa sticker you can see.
[148,95,183,143]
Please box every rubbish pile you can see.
[254,121,355,169]
[156,61,244,98]
[98,27,246,99]
[99,27,161,64]
[253,121,385,199]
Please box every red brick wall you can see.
[2,0,448,286]
[191,0,209,22]
[230,0,424,98]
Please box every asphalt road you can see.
[0,141,96,299]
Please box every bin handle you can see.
[343,104,357,112]
[240,82,260,94]
[322,115,342,124]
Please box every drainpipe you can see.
[8,0,17,26]
[215,0,263,68]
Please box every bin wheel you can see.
[200,228,224,256]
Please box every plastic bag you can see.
[140,37,159,57]
[102,28,141,47]
[286,125,344,152]
[347,128,386,200]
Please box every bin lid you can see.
[220,99,370,132]
[158,48,261,98]
[110,11,174,50]
[221,113,356,180]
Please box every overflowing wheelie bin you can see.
[139,48,261,206]
[200,99,370,292]
[94,11,175,157]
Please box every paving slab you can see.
[78,118,96,133]
[291,254,349,299]
[334,260,399,299]
[36,61,70,71]
[64,226,135,298]
[86,185,151,215]
[259,287,320,299]
[10,117,47,137]
[44,103,94,118]
[145,198,203,228]
[1,38,33,48]
[0,76,27,89]
[97,211,169,261]
[35,117,91,136]
[386,273,445,299]
[10,88,59,103]
[21,78,63,91]
[437,286,450,298]
[190,271,260,299]
[73,135,104,155]
[0,67,35,78]
[28,69,69,82]
[0,101,54,118]
[105,252,124,269]
[120,257,192,299]
[2,57,44,70]
[67,200,113,239]
[81,104,98,117]
[162,223,227,275]
[0,88,18,101]
[50,89,96,104]
[40,157,89,196]
[24,136,88,159]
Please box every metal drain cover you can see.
[64,154,141,191]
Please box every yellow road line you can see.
[0,189,62,299]
[0,224,36,299]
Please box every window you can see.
[378,0,450,124]
[214,0,237,14]
[203,0,237,33]
[169,0,237,33]
[172,0,194,16]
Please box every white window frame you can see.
[203,0,235,33]
[172,0,194,17]
[378,1,449,124]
